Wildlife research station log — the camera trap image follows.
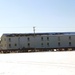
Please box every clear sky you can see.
[0,0,75,36]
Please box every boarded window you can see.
[28,43,30,47]
[58,42,60,46]
[27,37,30,41]
[15,44,17,46]
[69,42,71,46]
[47,37,49,41]
[47,43,49,46]
[41,43,43,47]
[69,36,71,40]
[41,37,43,41]
[9,38,11,42]
[58,37,60,41]
[9,44,11,48]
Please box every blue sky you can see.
[0,0,75,36]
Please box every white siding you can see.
[6,37,19,49]
[1,33,75,50]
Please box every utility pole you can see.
[33,27,36,51]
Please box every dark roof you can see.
[3,32,75,37]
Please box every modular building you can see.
[0,32,75,52]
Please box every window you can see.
[47,37,49,41]
[69,36,71,40]
[15,44,17,46]
[58,42,60,46]
[27,37,30,41]
[69,42,71,46]
[47,43,49,46]
[58,37,60,41]
[9,44,11,48]
[41,43,43,47]
[9,38,11,42]
[41,37,43,41]
[28,43,30,47]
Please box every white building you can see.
[1,32,75,51]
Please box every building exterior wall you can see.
[1,33,75,50]
[1,35,7,49]
[6,37,19,49]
